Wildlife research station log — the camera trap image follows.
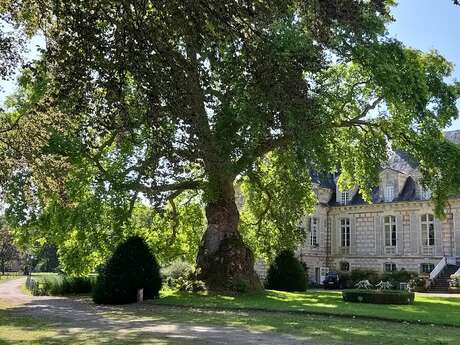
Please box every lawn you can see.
[2,279,460,345]
[154,288,460,327]
[2,304,457,345]
[104,303,460,345]
[0,311,198,344]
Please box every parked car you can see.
[323,271,341,289]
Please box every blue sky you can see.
[388,0,460,130]
[1,1,459,129]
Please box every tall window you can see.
[384,184,394,202]
[340,218,351,248]
[421,214,435,246]
[384,216,397,247]
[310,217,319,246]
[341,191,349,205]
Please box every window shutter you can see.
[332,217,338,255]
[435,218,443,256]
[410,212,420,255]
[396,215,404,255]
[455,212,460,257]
[375,215,383,255]
[350,215,357,255]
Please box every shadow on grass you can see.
[1,297,304,345]
[0,307,205,345]
[155,289,460,327]
[1,290,459,345]
[109,303,458,345]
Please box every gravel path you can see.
[0,278,320,345]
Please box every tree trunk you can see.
[196,178,262,292]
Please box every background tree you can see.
[0,1,460,291]
[0,221,19,274]
[33,243,59,272]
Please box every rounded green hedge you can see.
[93,236,162,305]
[265,250,307,292]
[342,289,415,305]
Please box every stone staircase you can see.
[429,264,459,293]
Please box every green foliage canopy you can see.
[0,1,459,274]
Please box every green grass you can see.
[0,310,197,344]
[2,282,459,345]
[30,273,63,282]
[105,304,460,345]
[153,288,460,327]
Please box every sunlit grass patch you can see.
[154,288,460,326]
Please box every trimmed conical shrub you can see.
[265,250,307,292]
[93,236,162,304]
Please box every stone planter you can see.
[448,287,460,294]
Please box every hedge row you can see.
[26,275,95,296]
[342,289,415,305]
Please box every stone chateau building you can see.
[257,130,460,290]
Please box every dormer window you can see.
[421,187,431,200]
[384,184,394,202]
[340,191,349,205]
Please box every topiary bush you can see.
[342,289,415,305]
[92,236,162,304]
[265,250,307,292]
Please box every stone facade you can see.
[298,173,460,284]
[255,131,460,284]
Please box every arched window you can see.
[421,214,435,246]
[340,261,350,272]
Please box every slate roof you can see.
[310,170,336,189]
[445,130,460,144]
[383,150,418,175]
[396,176,417,202]
[324,130,460,206]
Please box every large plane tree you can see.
[1,0,460,291]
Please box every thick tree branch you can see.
[336,97,383,127]
[234,135,292,174]
[0,112,26,134]
[131,180,203,195]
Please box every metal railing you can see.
[429,257,447,281]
